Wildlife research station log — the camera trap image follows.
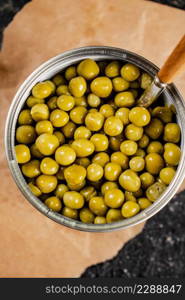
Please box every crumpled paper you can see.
[0,0,185,277]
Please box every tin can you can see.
[4,46,185,232]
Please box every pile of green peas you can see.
[14,58,181,224]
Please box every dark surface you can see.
[151,0,185,9]
[82,193,185,278]
[1,0,185,278]
[0,0,31,46]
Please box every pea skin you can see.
[15,59,181,224]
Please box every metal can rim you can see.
[4,46,185,232]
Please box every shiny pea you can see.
[106,209,123,223]
[15,144,31,164]
[104,188,124,208]
[36,133,59,155]
[62,121,76,138]
[18,109,33,125]
[54,184,69,199]
[16,125,36,144]
[69,76,87,97]
[105,61,120,78]
[121,201,140,218]
[72,139,95,157]
[64,164,86,185]
[114,91,135,108]
[45,196,62,212]
[145,153,164,175]
[62,207,78,219]
[138,198,152,210]
[77,59,99,80]
[104,163,122,181]
[80,186,97,202]
[125,124,143,141]
[32,81,55,99]
[146,182,166,202]
[36,175,57,193]
[159,167,176,185]
[164,143,181,166]
[163,123,180,143]
[120,140,138,156]
[119,170,141,192]
[90,76,112,98]
[121,63,140,81]
[104,116,123,136]
[63,191,84,209]
[87,163,104,181]
[115,107,130,125]
[65,66,77,81]
[112,77,130,92]
[89,197,108,216]
[92,152,110,167]
[79,208,95,223]
[94,216,106,224]
[140,172,155,189]
[111,152,129,169]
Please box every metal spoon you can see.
[137,34,185,107]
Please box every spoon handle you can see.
[158,34,185,83]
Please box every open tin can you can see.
[4,46,185,232]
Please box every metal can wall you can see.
[4,46,185,232]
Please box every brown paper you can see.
[0,0,185,277]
